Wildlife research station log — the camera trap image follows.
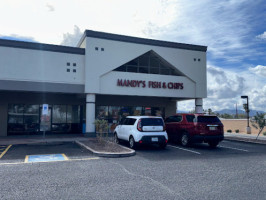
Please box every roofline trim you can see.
[0,39,85,55]
[79,30,207,52]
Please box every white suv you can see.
[114,116,168,149]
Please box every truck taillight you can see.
[137,119,142,132]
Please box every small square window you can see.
[67,69,70,72]
[95,47,98,51]
[67,62,70,66]
[194,58,196,61]
[198,58,201,61]
[73,69,76,73]
[73,63,76,66]
[101,48,104,51]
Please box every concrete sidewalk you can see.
[0,134,90,145]
[225,132,266,144]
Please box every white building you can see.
[0,30,207,136]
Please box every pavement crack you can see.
[111,161,185,200]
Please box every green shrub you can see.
[227,129,232,133]
[235,129,239,133]
[263,132,266,136]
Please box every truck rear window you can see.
[141,118,164,126]
[197,116,221,123]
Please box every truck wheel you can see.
[181,133,190,147]
[208,141,219,148]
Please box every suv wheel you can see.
[114,133,120,144]
[129,136,136,149]
[181,133,190,147]
[208,141,219,148]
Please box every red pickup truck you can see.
[165,113,224,147]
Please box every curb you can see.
[75,140,136,158]
[225,137,266,145]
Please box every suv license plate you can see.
[152,137,158,142]
[209,127,216,131]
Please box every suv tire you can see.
[114,133,120,144]
[129,136,136,149]
[208,141,219,148]
[159,143,167,149]
[181,133,190,147]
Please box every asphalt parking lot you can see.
[0,140,265,199]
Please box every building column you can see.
[86,94,96,134]
[0,103,8,136]
[195,98,203,114]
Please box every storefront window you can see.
[8,104,24,124]
[52,105,67,123]
[96,106,108,120]
[132,107,142,116]
[67,105,80,123]
[144,107,152,116]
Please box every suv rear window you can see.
[141,118,164,126]
[197,116,221,123]
[186,115,195,122]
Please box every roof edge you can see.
[0,39,85,55]
[84,30,207,52]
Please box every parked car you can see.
[165,114,224,147]
[114,116,168,149]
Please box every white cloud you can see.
[141,0,261,62]
[46,3,55,12]
[249,65,266,77]
[61,25,83,47]
[256,31,266,40]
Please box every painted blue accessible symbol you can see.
[25,154,68,163]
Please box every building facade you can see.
[0,30,207,136]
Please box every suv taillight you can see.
[137,119,142,132]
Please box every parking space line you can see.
[0,145,12,159]
[218,145,249,152]
[168,145,201,155]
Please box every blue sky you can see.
[0,0,265,112]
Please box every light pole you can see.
[241,95,251,134]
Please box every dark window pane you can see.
[139,67,148,73]
[126,66,138,72]
[160,68,170,75]
[115,65,126,72]
[150,67,159,74]
[186,115,195,122]
[197,116,221,123]
[127,59,138,66]
[24,105,39,124]
[67,105,80,123]
[141,118,164,126]
[150,56,160,68]
[139,56,149,66]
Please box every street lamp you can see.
[241,95,251,134]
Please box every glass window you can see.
[139,56,149,66]
[53,105,67,123]
[24,105,39,124]
[141,118,164,126]
[160,68,170,75]
[127,59,138,66]
[132,107,142,116]
[150,67,159,74]
[126,66,138,72]
[8,104,24,123]
[96,106,108,120]
[186,115,195,122]
[197,116,221,123]
[150,56,160,68]
[139,67,148,73]
[67,105,80,123]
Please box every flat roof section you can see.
[0,39,85,55]
[78,30,207,52]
